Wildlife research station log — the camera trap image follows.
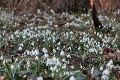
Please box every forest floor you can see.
[0,8,120,80]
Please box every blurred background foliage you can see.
[0,0,120,15]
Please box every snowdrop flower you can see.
[37,9,41,14]
[101,75,109,80]
[100,66,104,71]
[56,60,62,66]
[109,60,113,65]
[56,47,60,50]
[31,50,36,55]
[19,43,24,47]
[69,76,76,80]
[42,48,48,54]
[62,64,66,69]
[46,59,51,66]
[35,56,39,60]
[50,66,57,72]
[26,60,30,67]
[53,66,57,72]
[51,56,57,64]
[0,55,3,60]
[26,50,30,55]
[106,63,111,68]
[68,47,71,50]
[91,66,94,74]
[23,75,27,78]
[18,46,22,51]
[43,54,49,59]
[70,65,74,69]
[54,25,58,27]
[50,66,54,72]
[57,42,61,45]
[51,73,54,77]
[70,31,73,34]
[78,47,81,50]
[89,48,94,53]
[62,59,67,63]
[106,60,114,70]
[31,42,34,46]
[3,59,6,65]
[65,22,70,27]
[63,71,70,76]
[23,35,26,39]
[37,76,43,80]
[102,69,110,76]
[15,57,18,62]
[67,54,71,58]
[53,49,56,53]
[60,51,64,56]
[11,65,15,70]
[17,64,20,69]
[34,49,39,55]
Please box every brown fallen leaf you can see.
[0,75,6,80]
[103,47,120,60]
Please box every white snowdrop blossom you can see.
[106,60,114,70]
[26,50,30,55]
[56,47,60,50]
[100,66,104,71]
[106,63,112,69]
[11,65,15,70]
[18,46,22,51]
[67,54,71,58]
[42,48,48,54]
[70,31,73,34]
[68,47,71,50]
[57,42,61,45]
[56,59,62,66]
[0,55,3,60]
[70,65,74,69]
[51,73,54,77]
[46,56,61,66]
[62,59,67,63]
[78,47,81,50]
[69,76,76,80]
[37,9,41,14]
[31,42,34,46]
[35,56,39,60]
[19,43,24,47]
[26,60,30,67]
[60,50,64,56]
[101,75,109,80]
[50,66,54,72]
[102,69,110,77]
[37,76,43,80]
[34,49,39,55]
[109,60,113,65]
[62,64,66,69]
[15,57,18,62]
[43,53,49,59]
[23,75,27,78]
[89,48,94,53]
[91,66,94,74]
[63,71,70,76]
[50,66,57,72]
[31,50,36,55]
[23,35,26,39]
[3,59,6,65]
[53,49,56,53]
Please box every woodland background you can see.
[0,0,120,14]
